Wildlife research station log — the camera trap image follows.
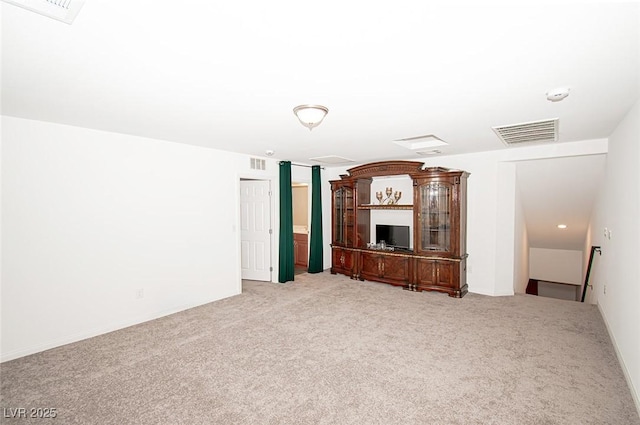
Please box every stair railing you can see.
[581,246,601,303]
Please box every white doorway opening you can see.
[240,179,272,281]
[292,182,309,273]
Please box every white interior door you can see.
[240,180,272,281]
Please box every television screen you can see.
[376,224,410,250]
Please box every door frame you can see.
[292,181,311,271]
[236,175,277,289]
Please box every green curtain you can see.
[308,165,324,273]
[278,161,295,283]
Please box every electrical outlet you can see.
[135,288,144,299]
[604,284,607,295]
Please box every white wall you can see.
[582,220,600,304]
[513,183,529,294]
[494,162,518,296]
[0,116,3,351]
[292,185,308,227]
[369,176,414,248]
[529,248,583,285]
[587,99,640,410]
[1,116,275,361]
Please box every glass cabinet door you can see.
[333,186,354,245]
[344,187,354,245]
[419,183,451,252]
[333,187,345,244]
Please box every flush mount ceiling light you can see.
[293,105,329,131]
[557,224,568,229]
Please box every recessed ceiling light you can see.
[557,224,567,229]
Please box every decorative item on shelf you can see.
[366,241,395,251]
[394,190,402,204]
[376,187,402,205]
[376,191,383,204]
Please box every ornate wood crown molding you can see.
[337,160,468,181]
[345,161,425,179]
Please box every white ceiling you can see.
[2,1,638,164]
[516,154,606,251]
[1,1,638,251]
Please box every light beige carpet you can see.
[1,272,639,424]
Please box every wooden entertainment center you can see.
[330,160,469,298]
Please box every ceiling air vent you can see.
[492,118,559,146]
[3,0,86,24]
[250,158,266,170]
[393,134,448,150]
[309,155,355,165]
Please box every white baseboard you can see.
[597,302,640,417]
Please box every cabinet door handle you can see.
[340,254,345,266]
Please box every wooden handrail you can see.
[581,246,601,302]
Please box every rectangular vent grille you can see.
[3,0,86,24]
[492,118,559,146]
[309,155,355,165]
[393,134,448,150]
[250,158,266,170]
[46,0,71,8]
